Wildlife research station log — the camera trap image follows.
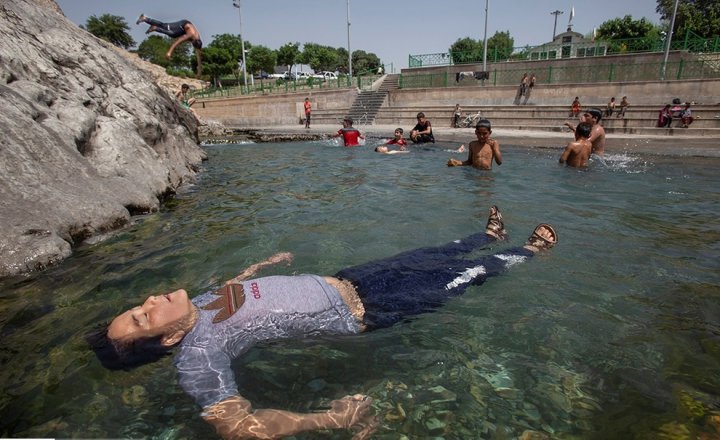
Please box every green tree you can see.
[202,46,235,87]
[247,45,277,77]
[208,34,244,81]
[352,50,381,73]
[299,43,339,72]
[449,37,483,64]
[596,15,662,53]
[84,14,135,49]
[137,35,190,69]
[276,42,301,74]
[335,47,349,73]
[487,31,514,61]
[656,0,720,39]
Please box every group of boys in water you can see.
[334,108,605,170]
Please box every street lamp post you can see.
[550,10,563,40]
[346,0,352,80]
[661,0,680,80]
[232,0,248,91]
[482,0,489,72]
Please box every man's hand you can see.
[447,158,463,167]
[325,394,374,430]
[266,252,293,265]
[225,252,294,285]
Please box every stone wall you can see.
[387,78,720,107]
[0,0,206,277]
[195,88,359,126]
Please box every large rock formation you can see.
[0,0,207,277]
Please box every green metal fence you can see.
[408,32,720,68]
[398,59,720,89]
[192,72,381,100]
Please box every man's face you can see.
[581,113,596,124]
[107,289,194,341]
[394,130,402,138]
[475,127,491,142]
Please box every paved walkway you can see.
[242,124,720,157]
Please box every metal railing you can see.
[398,59,720,88]
[408,32,720,68]
[191,72,382,100]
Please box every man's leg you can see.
[337,223,556,329]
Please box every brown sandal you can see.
[525,224,557,251]
[485,205,507,239]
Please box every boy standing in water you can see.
[559,122,592,168]
[565,108,605,156]
[447,119,502,170]
[332,117,364,147]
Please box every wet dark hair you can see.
[86,323,172,371]
[475,118,492,130]
[181,83,190,90]
[586,108,603,121]
[416,112,425,118]
[576,122,592,139]
[192,39,203,50]
[395,127,403,134]
[87,307,197,370]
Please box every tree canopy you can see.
[84,14,135,49]
[656,0,720,39]
[596,15,660,40]
[276,42,301,72]
[449,31,515,64]
[137,35,190,69]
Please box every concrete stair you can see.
[372,104,720,136]
[344,74,400,125]
[309,99,720,136]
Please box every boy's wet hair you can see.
[416,112,425,118]
[576,122,592,139]
[587,108,603,121]
[86,323,171,370]
[395,128,403,134]
[475,118,492,130]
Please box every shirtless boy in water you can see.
[565,108,605,156]
[559,122,592,168]
[447,119,502,170]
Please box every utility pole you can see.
[482,0,489,72]
[232,0,248,90]
[551,10,563,40]
[346,0,352,79]
[661,0,680,80]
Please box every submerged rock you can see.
[0,0,206,277]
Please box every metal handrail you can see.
[398,59,720,89]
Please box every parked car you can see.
[268,72,285,79]
[309,71,338,81]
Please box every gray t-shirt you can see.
[175,274,360,408]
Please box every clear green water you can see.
[1,140,719,439]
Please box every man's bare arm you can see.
[202,394,375,440]
[224,252,294,285]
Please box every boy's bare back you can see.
[559,139,591,168]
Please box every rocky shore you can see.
[0,0,206,277]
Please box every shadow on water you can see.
[1,141,719,438]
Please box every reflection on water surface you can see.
[1,141,719,439]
